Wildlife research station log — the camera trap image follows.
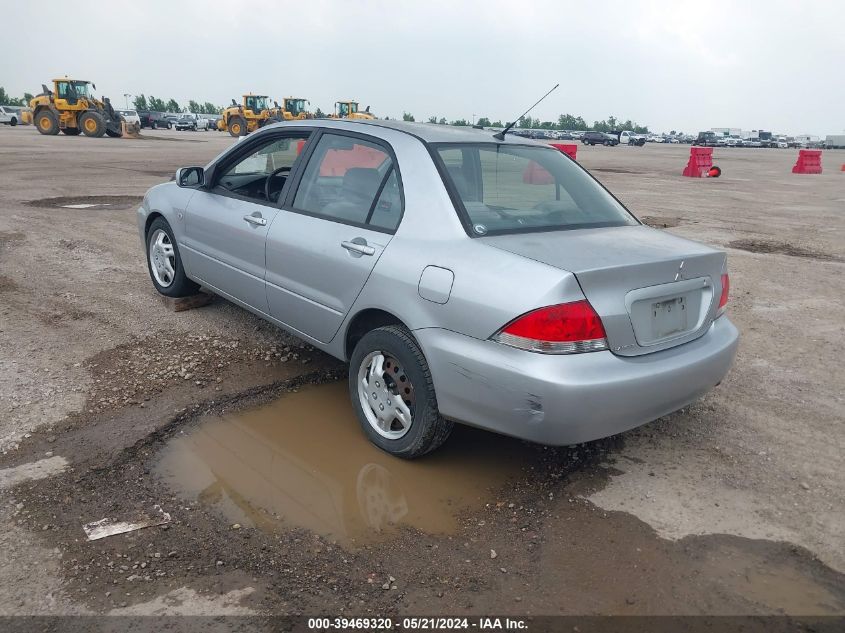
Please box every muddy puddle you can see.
[156,382,531,546]
[641,215,683,228]
[729,238,843,262]
[27,195,142,210]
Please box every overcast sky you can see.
[2,0,843,135]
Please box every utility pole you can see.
[472,113,476,125]
[123,93,132,109]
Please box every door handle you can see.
[341,240,375,256]
[243,214,266,226]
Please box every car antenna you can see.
[493,83,559,141]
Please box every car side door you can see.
[179,130,312,313]
[265,131,404,343]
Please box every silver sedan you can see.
[138,120,738,458]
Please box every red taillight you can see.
[493,300,608,354]
[717,273,730,316]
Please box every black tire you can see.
[62,127,81,135]
[349,325,453,459]
[35,110,59,135]
[151,121,157,130]
[228,116,246,137]
[79,111,106,137]
[145,217,200,298]
[10,117,17,126]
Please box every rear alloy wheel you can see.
[35,110,59,135]
[349,325,453,458]
[79,111,106,137]
[228,116,246,137]
[145,218,199,297]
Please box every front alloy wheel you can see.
[145,217,199,297]
[148,228,175,287]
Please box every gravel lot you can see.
[0,125,843,618]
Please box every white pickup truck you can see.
[619,130,646,146]
[0,106,20,126]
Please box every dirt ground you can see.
[0,125,843,621]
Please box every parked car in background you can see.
[743,138,762,148]
[175,113,209,131]
[116,109,141,127]
[140,111,173,129]
[693,132,721,147]
[205,115,221,131]
[165,115,179,128]
[138,119,737,458]
[776,138,789,148]
[582,131,617,146]
[0,106,20,126]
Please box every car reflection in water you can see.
[156,382,528,545]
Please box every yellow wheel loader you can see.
[330,101,375,120]
[278,97,313,120]
[218,94,285,137]
[27,78,123,138]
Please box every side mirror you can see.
[177,166,204,188]
[92,84,96,90]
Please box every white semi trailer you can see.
[823,135,845,149]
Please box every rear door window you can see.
[292,133,402,231]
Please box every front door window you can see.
[216,134,311,204]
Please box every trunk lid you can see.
[482,225,726,357]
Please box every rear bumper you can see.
[414,317,738,445]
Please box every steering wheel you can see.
[265,166,292,203]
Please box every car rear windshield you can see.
[433,143,638,236]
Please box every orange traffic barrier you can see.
[550,143,577,161]
[319,144,385,177]
[523,161,554,184]
[682,147,713,177]
[792,149,822,174]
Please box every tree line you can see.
[403,111,649,133]
[0,87,33,107]
[132,94,223,115]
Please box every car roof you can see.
[268,118,547,146]
[357,119,544,145]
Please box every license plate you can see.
[651,297,687,339]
